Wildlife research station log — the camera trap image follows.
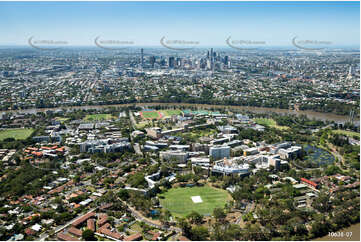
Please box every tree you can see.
[325,165,342,176]
[312,192,331,213]
[118,189,129,200]
[187,211,203,225]
[178,217,192,237]
[82,229,96,241]
[190,226,209,241]
[213,207,226,222]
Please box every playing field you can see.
[84,114,114,121]
[332,130,360,139]
[0,128,34,141]
[160,109,182,118]
[140,111,162,119]
[254,118,289,130]
[159,186,231,217]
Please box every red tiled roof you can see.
[98,213,108,226]
[87,218,95,231]
[31,151,43,157]
[301,178,318,188]
[151,232,161,241]
[68,226,82,237]
[57,233,80,241]
[98,223,122,240]
[72,211,96,227]
[178,236,191,241]
[56,147,65,152]
[25,228,35,235]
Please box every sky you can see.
[0,1,359,47]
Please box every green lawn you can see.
[140,111,161,119]
[0,128,34,141]
[254,118,289,130]
[129,222,143,233]
[160,109,182,118]
[332,130,360,139]
[84,114,114,121]
[55,117,69,123]
[159,186,231,217]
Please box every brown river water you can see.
[1,102,359,125]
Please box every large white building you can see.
[212,158,249,175]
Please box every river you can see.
[1,102,358,125]
[314,223,360,241]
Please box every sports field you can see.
[139,109,182,120]
[84,114,114,121]
[159,186,231,217]
[332,130,360,139]
[140,110,162,120]
[254,118,289,130]
[160,109,182,118]
[0,128,34,141]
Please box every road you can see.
[290,160,323,171]
[129,110,137,130]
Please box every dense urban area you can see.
[0,47,359,116]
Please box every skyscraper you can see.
[150,56,156,68]
[140,48,144,67]
[224,56,229,65]
[168,56,175,68]
[176,57,182,68]
[210,48,214,71]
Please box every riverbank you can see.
[314,223,360,241]
[1,102,357,125]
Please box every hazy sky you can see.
[0,1,359,47]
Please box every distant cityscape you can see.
[0,47,359,117]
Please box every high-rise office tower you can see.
[168,56,175,68]
[150,56,156,68]
[224,56,229,65]
[210,48,214,71]
[160,57,166,66]
[176,57,182,67]
[140,48,144,67]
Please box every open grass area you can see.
[55,117,69,122]
[160,109,182,118]
[140,111,161,120]
[84,113,114,121]
[129,222,143,233]
[254,118,289,130]
[332,129,360,139]
[0,128,34,141]
[135,121,149,129]
[159,185,231,217]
